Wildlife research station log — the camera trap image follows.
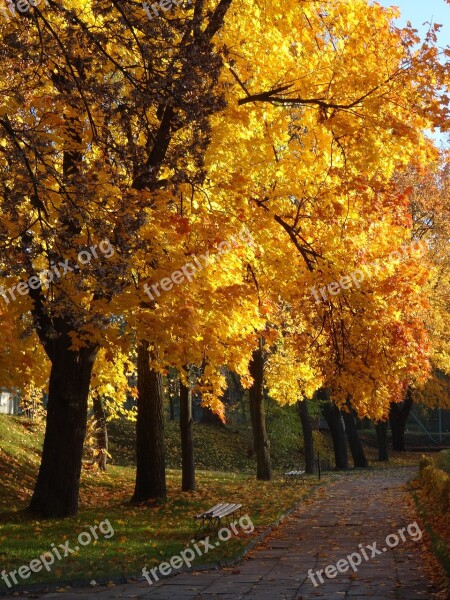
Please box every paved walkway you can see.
[6,468,446,600]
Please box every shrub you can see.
[419,455,433,472]
[435,449,450,475]
[419,462,450,512]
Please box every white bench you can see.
[284,470,306,482]
[284,455,324,481]
[194,502,242,536]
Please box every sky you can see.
[379,0,450,42]
[379,0,450,146]
[378,0,450,146]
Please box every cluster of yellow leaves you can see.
[0,0,448,421]
[89,349,137,420]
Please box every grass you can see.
[108,404,326,473]
[364,448,432,468]
[108,418,256,472]
[0,415,321,591]
[0,412,436,593]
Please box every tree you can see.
[87,347,136,470]
[297,400,315,474]
[321,398,349,471]
[375,421,389,462]
[180,372,195,492]
[389,386,414,452]
[1,0,448,515]
[0,0,236,515]
[92,396,109,471]
[132,341,166,502]
[342,408,368,468]
[200,405,226,427]
[388,153,450,449]
[167,369,179,422]
[248,346,272,481]
[29,340,98,517]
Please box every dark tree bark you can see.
[24,99,100,518]
[29,341,98,518]
[229,371,245,403]
[200,405,226,426]
[321,400,348,470]
[375,421,389,461]
[132,340,166,502]
[169,395,175,421]
[180,378,195,492]
[389,387,413,452]
[168,368,178,421]
[92,395,108,471]
[297,400,315,474]
[249,348,272,481]
[342,409,368,468]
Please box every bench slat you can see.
[208,503,233,517]
[210,503,242,518]
[194,502,227,520]
[193,502,243,538]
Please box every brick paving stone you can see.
[93,585,152,598]
[199,595,243,600]
[142,593,198,600]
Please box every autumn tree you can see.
[342,408,368,469]
[87,348,136,470]
[387,154,450,450]
[297,400,315,475]
[1,0,449,515]
[0,0,236,516]
[180,370,195,492]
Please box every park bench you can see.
[284,454,324,482]
[194,502,242,537]
[284,469,306,480]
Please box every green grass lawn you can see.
[0,415,321,591]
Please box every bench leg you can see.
[193,516,207,540]
[213,515,221,533]
[195,511,242,539]
[195,515,219,540]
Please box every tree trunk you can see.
[375,421,389,461]
[132,340,166,502]
[168,368,178,421]
[229,371,245,404]
[297,400,314,474]
[93,395,108,471]
[29,343,98,518]
[169,396,175,421]
[321,401,348,470]
[342,409,368,468]
[249,348,272,480]
[200,404,226,426]
[180,379,195,492]
[389,387,413,452]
